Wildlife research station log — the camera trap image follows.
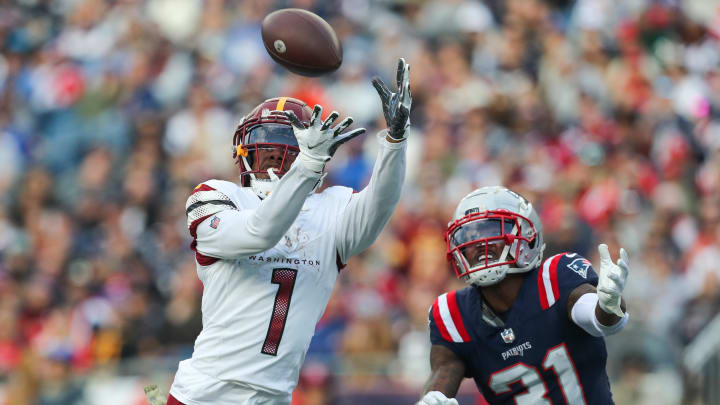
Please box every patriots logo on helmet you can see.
[567,257,591,279]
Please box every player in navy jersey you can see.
[418,186,630,405]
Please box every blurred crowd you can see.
[0,0,719,404]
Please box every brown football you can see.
[261,9,342,77]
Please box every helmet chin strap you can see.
[312,171,327,194]
[496,224,517,265]
[241,155,325,199]
[463,224,518,286]
[250,168,280,199]
[240,155,280,199]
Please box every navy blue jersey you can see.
[429,252,613,405]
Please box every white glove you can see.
[284,105,366,173]
[596,244,629,318]
[418,391,459,405]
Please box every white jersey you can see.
[170,132,406,404]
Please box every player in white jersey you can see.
[162,59,412,405]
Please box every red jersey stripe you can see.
[167,394,186,405]
[446,290,471,342]
[549,254,563,302]
[538,260,550,309]
[189,213,217,265]
[195,252,219,266]
[432,299,453,342]
[188,214,213,238]
[188,185,222,266]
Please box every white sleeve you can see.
[335,130,406,264]
[189,164,322,259]
[570,293,629,337]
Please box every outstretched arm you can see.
[335,132,406,262]
[191,164,323,258]
[192,105,365,259]
[420,345,466,400]
[567,244,630,336]
[335,58,412,263]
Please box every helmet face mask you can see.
[242,124,299,179]
[445,187,545,287]
[447,210,537,280]
[233,98,312,195]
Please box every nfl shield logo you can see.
[501,328,515,344]
[210,216,221,229]
[567,258,591,279]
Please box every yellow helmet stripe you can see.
[276,97,287,111]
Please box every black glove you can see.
[372,58,412,141]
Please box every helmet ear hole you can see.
[528,237,536,249]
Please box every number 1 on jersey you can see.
[261,268,298,356]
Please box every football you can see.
[261,8,343,77]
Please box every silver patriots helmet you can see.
[444,186,545,286]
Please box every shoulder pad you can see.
[186,182,237,232]
[537,252,595,310]
[560,252,594,279]
[202,179,241,196]
[430,290,472,343]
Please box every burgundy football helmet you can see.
[233,97,312,188]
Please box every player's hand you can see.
[418,391,459,405]
[596,244,629,318]
[372,58,412,141]
[285,105,366,173]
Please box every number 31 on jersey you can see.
[489,344,587,405]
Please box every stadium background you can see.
[1,0,719,404]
